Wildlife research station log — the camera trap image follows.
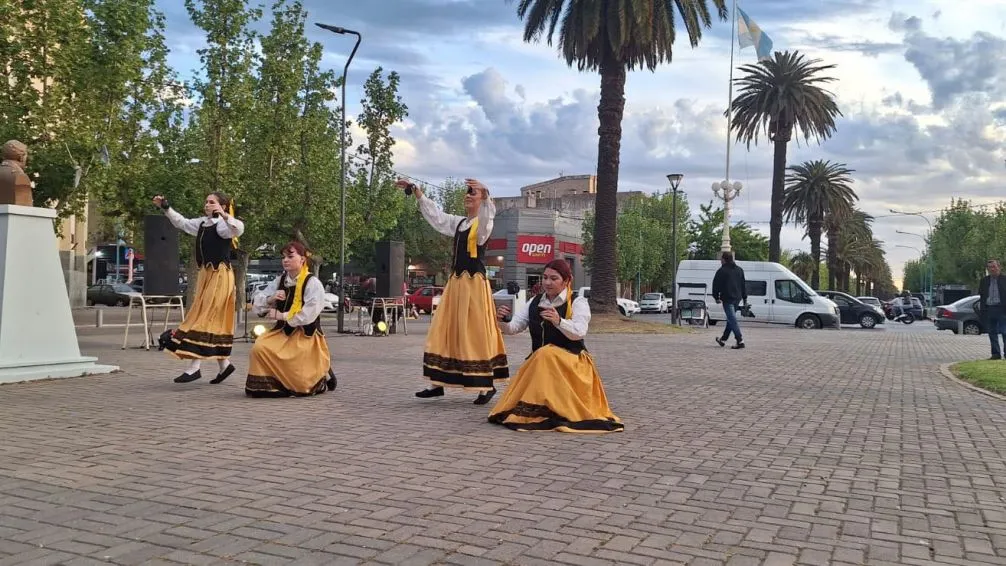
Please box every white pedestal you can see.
[0,205,118,383]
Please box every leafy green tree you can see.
[688,202,769,261]
[509,0,728,313]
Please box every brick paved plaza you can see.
[3,317,1006,565]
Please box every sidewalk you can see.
[1,324,1005,565]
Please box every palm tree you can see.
[831,209,875,292]
[509,0,727,313]
[730,51,843,263]
[782,160,856,289]
[789,251,816,283]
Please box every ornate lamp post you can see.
[712,180,742,255]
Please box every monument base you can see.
[0,205,119,383]
[0,357,119,384]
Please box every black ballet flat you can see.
[416,386,444,398]
[326,369,338,391]
[473,388,496,405]
[174,370,202,383]
[210,364,235,384]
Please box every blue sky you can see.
[157,0,1006,285]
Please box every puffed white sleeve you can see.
[164,208,202,236]
[499,298,531,335]
[417,194,465,238]
[556,296,591,340]
[476,197,496,245]
[253,276,282,317]
[215,215,245,239]
[286,277,326,327]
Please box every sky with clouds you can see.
[157,0,1006,285]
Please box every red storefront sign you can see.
[516,235,555,264]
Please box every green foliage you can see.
[928,199,1006,287]
[688,201,769,261]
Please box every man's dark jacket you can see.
[712,263,747,304]
[979,274,1006,311]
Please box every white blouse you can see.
[165,207,245,239]
[253,274,326,327]
[416,193,495,245]
[499,288,591,341]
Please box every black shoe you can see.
[326,369,338,391]
[731,342,745,350]
[174,370,202,383]
[210,364,235,384]
[474,388,496,405]
[715,337,726,347]
[990,355,1002,360]
[416,386,444,398]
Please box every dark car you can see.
[819,290,884,329]
[933,295,984,335]
[86,283,136,307]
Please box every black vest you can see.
[271,274,323,337]
[529,294,586,356]
[195,221,232,268]
[451,219,486,277]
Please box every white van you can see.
[675,260,840,329]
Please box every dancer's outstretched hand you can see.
[496,304,511,321]
[464,178,489,199]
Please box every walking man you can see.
[979,259,1006,359]
[712,252,747,349]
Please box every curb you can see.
[938,363,1006,402]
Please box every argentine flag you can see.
[737,7,774,61]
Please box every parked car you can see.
[674,260,840,329]
[819,291,885,329]
[87,283,137,307]
[574,287,639,317]
[933,295,983,335]
[408,286,444,314]
[639,292,669,313]
[856,296,884,311]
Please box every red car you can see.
[408,286,444,313]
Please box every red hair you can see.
[281,241,308,257]
[543,259,573,283]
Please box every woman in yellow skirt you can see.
[489,259,623,433]
[153,193,243,384]
[395,177,509,405]
[242,241,334,397]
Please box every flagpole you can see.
[715,0,740,256]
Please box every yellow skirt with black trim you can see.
[166,264,235,360]
[423,272,509,391]
[488,345,623,433]
[245,327,330,397]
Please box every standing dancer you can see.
[243,241,333,397]
[395,177,509,404]
[489,259,623,433]
[152,193,244,383]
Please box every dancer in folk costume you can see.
[243,240,335,397]
[489,259,623,433]
[152,193,244,384]
[395,177,509,405]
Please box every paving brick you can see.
[4,322,1006,566]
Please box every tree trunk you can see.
[588,55,627,315]
[826,232,838,291]
[768,139,788,263]
[809,219,822,290]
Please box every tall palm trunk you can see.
[589,53,626,314]
[768,138,788,263]
[808,218,822,290]
[826,232,838,290]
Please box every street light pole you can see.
[666,173,683,322]
[316,23,361,334]
[891,209,934,305]
[712,180,742,255]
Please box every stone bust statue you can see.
[0,140,32,206]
